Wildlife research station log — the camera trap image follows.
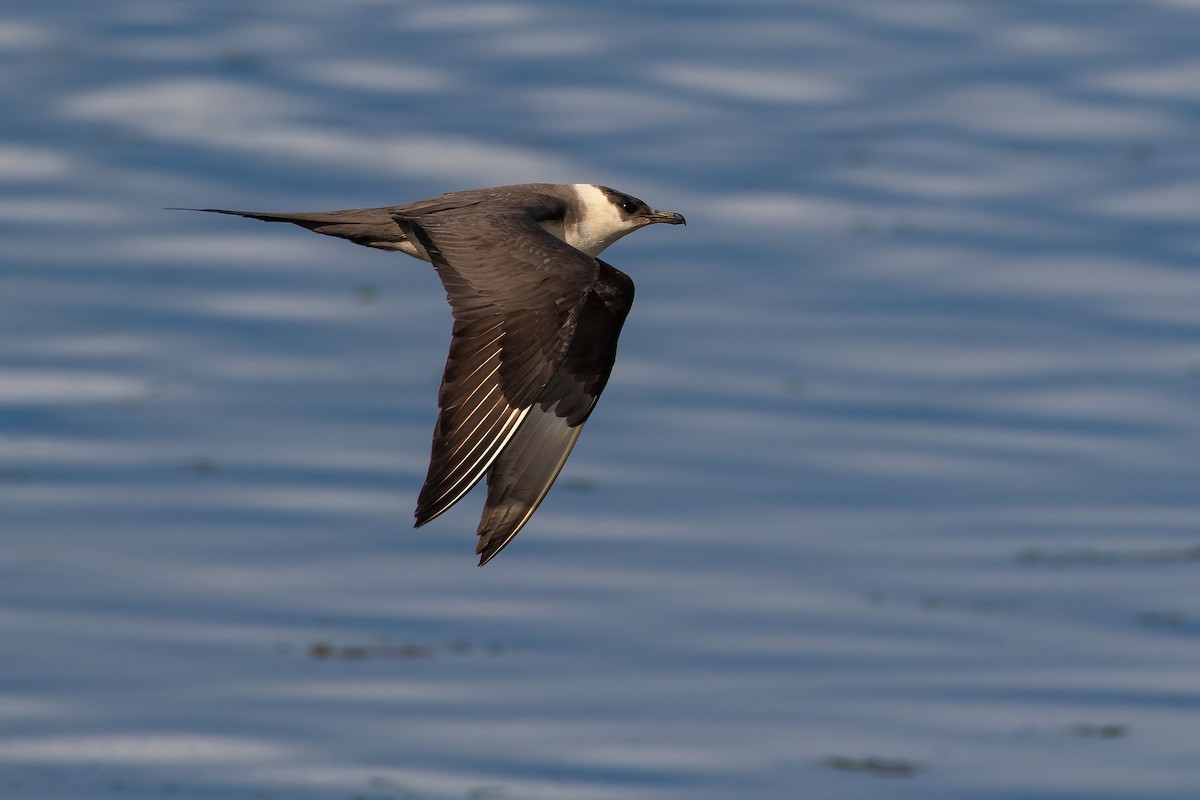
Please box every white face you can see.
[564,184,647,257]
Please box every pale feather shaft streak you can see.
[420,405,529,524]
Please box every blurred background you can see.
[2,1,1200,798]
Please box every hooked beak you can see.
[642,209,687,226]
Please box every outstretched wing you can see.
[474,261,634,564]
[395,209,603,535]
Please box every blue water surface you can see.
[2,1,1200,797]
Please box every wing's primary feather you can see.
[474,405,586,564]
[395,209,603,532]
[474,261,635,564]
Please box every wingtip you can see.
[413,497,450,529]
[475,540,506,567]
[475,527,523,566]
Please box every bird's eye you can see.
[620,200,638,213]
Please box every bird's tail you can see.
[169,206,409,251]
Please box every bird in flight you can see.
[184,183,685,564]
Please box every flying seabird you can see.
[182,183,685,564]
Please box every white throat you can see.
[559,183,636,257]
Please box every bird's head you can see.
[568,184,685,257]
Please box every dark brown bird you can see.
[182,183,685,564]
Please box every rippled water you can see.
[3,1,1200,798]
